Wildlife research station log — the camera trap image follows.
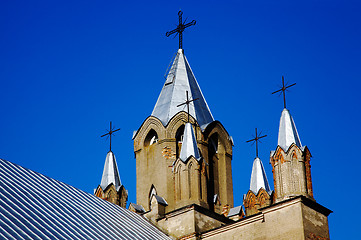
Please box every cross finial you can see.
[177,91,199,123]
[101,121,120,152]
[166,10,196,50]
[246,128,267,158]
[272,76,296,109]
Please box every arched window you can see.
[144,130,158,147]
[208,133,219,208]
[209,134,218,154]
[175,125,185,158]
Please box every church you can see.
[0,11,331,240]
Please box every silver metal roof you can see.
[100,151,121,191]
[249,157,272,195]
[0,158,171,240]
[152,49,214,129]
[153,195,168,206]
[129,203,145,213]
[228,206,242,217]
[278,108,302,151]
[180,123,201,162]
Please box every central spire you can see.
[151,49,214,129]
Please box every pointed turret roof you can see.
[250,157,271,194]
[152,49,214,129]
[278,108,302,151]
[180,123,201,162]
[100,151,122,191]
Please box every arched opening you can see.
[208,133,219,210]
[144,129,158,147]
[175,125,185,159]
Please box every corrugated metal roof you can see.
[0,158,171,240]
[152,49,214,129]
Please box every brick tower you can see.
[132,49,234,214]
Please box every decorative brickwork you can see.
[271,144,314,203]
[94,184,128,207]
[243,188,272,216]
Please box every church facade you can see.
[95,45,331,239]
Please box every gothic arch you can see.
[144,129,158,147]
[133,116,165,151]
[166,111,195,138]
[175,124,185,159]
[204,121,233,155]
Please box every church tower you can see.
[270,108,313,203]
[132,48,234,213]
[270,78,313,203]
[243,129,273,216]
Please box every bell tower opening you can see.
[175,125,185,159]
[208,133,219,210]
[144,130,158,147]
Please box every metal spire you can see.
[101,121,120,152]
[272,76,296,109]
[166,10,196,49]
[177,91,199,123]
[246,128,267,158]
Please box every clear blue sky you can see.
[1,1,360,238]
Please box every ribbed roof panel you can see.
[0,158,171,240]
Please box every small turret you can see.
[95,122,128,207]
[244,129,272,216]
[95,151,128,207]
[270,108,313,203]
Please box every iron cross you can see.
[101,121,120,152]
[166,10,196,50]
[272,76,296,109]
[246,128,267,158]
[177,91,199,123]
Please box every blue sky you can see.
[1,1,360,238]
